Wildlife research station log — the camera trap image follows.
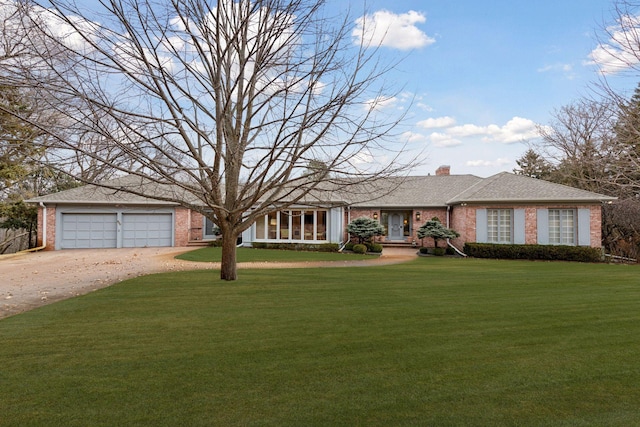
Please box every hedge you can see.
[463,243,602,263]
[250,242,339,252]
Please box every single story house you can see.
[28,166,616,251]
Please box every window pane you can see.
[561,210,575,245]
[291,210,302,240]
[317,211,327,240]
[280,211,290,240]
[381,212,389,236]
[549,209,560,244]
[487,210,498,242]
[499,210,511,243]
[304,211,314,240]
[255,215,266,240]
[268,212,278,239]
[403,213,410,236]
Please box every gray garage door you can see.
[122,213,173,248]
[61,213,118,249]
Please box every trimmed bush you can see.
[367,243,383,253]
[419,247,430,255]
[352,244,368,254]
[250,242,339,252]
[464,243,602,263]
[433,247,446,256]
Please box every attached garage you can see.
[56,208,175,250]
[60,213,118,249]
[122,213,173,248]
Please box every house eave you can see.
[26,199,181,206]
[447,197,617,206]
[352,204,447,209]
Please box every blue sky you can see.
[53,0,639,177]
[344,0,637,176]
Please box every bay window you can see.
[254,209,328,241]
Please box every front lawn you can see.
[175,246,373,262]
[1,258,639,425]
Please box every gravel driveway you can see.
[0,247,417,319]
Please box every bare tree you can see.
[19,0,414,280]
[603,198,640,259]
[535,98,624,196]
[0,0,129,188]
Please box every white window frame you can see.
[254,209,328,242]
[487,209,513,244]
[548,209,576,245]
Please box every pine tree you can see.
[513,149,553,179]
[417,217,459,248]
[347,217,384,244]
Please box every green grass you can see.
[2,258,640,426]
[175,246,373,262]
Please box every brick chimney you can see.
[435,165,450,176]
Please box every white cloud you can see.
[37,8,99,53]
[587,15,640,74]
[537,63,576,79]
[417,116,456,129]
[429,132,462,147]
[402,131,428,143]
[365,95,398,112]
[445,117,539,144]
[353,10,435,50]
[466,158,511,168]
[352,151,378,167]
[416,102,434,112]
[587,43,639,74]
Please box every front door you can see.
[389,213,403,240]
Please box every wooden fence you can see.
[0,228,33,254]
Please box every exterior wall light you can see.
[416,212,421,221]
[373,212,378,220]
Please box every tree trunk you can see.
[220,229,238,281]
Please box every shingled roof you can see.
[27,175,185,205]
[337,175,484,207]
[446,172,616,204]
[28,172,615,207]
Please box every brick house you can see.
[28,167,615,251]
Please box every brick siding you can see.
[35,205,57,251]
[174,207,191,246]
[450,204,604,249]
